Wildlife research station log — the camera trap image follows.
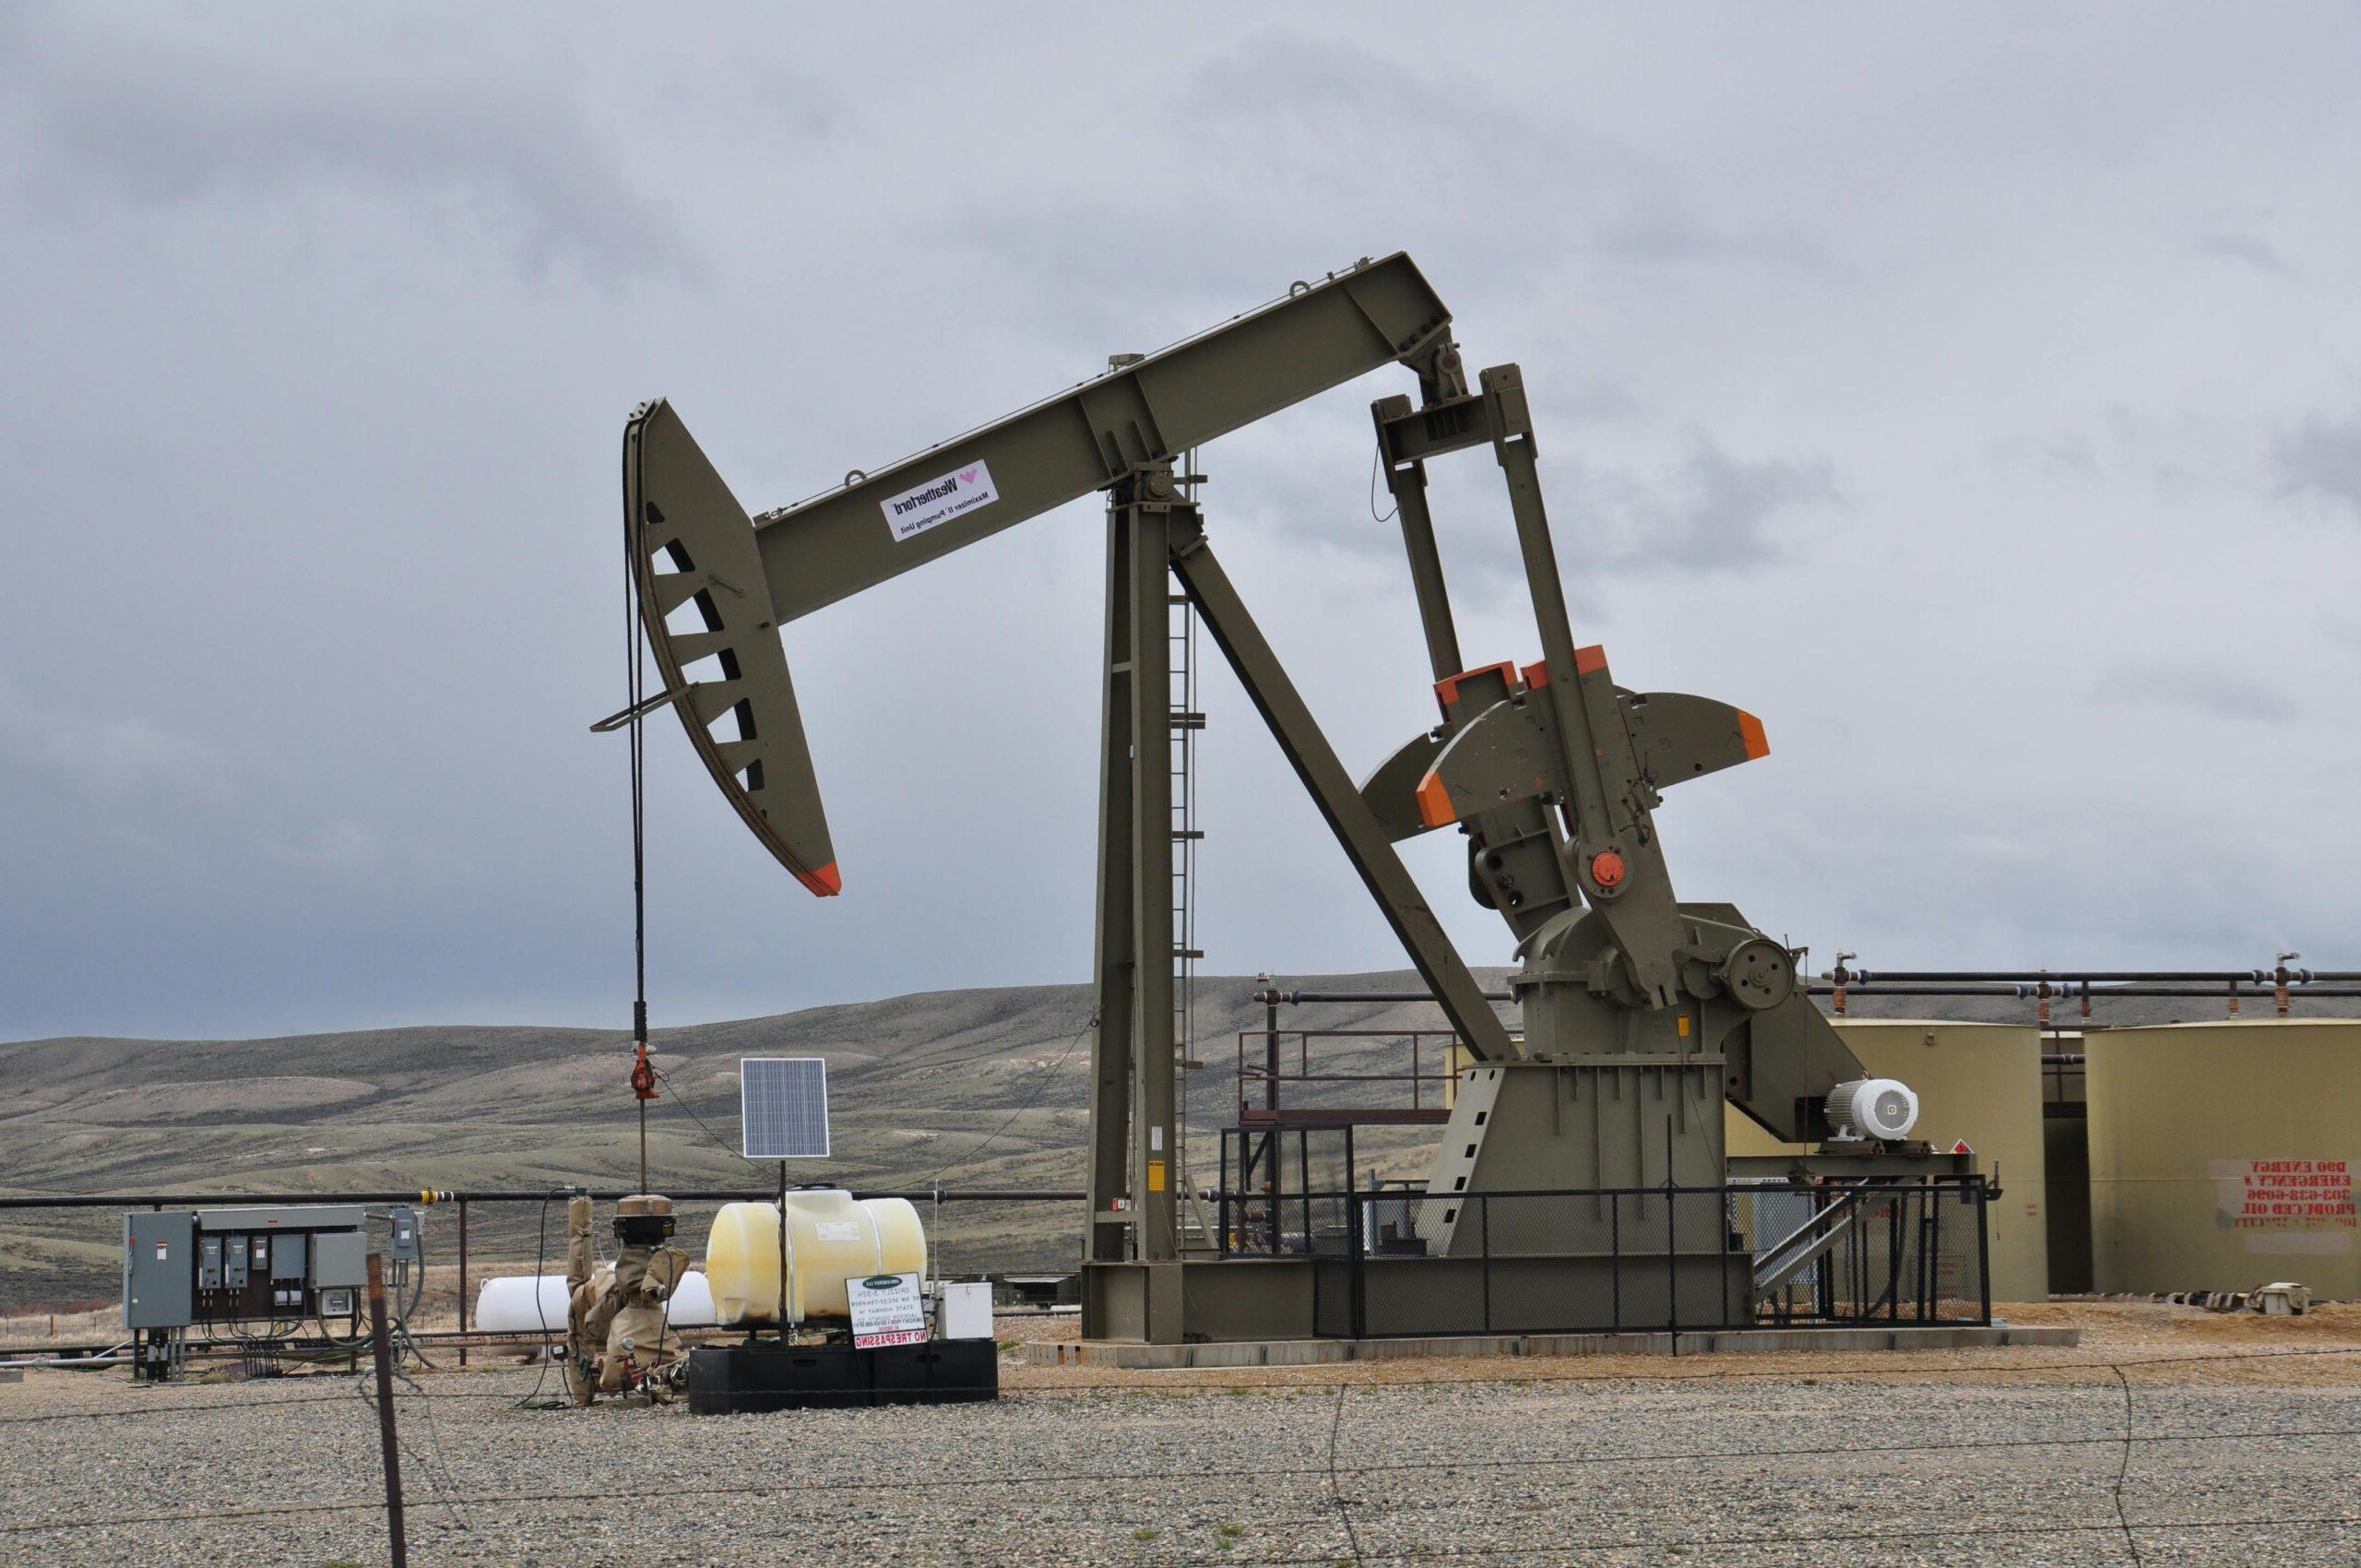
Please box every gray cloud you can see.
[1186,32,1840,280]
[2273,414,2361,521]
[0,10,693,281]
[950,27,1841,344]
[2093,664,2298,722]
[1218,427,1835,598]
[1560,439,1841,576]
[2193,232,2295,277]
[1988,431,2100,480]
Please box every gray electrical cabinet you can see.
[121,1204,370,1332]
[124,1212,196,1330]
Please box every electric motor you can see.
[1825,1077,1919,1142]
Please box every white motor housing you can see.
[1826,1077,1919,1142]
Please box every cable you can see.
[516,1190,565,1409]
[652,1062,758,1167]
[625,390,655,1199]
[917,1010,1097,1190]
[1142,1515,2361,1567]
[2112,1361,2146,1566]
[10,1457,2361,1546]
[9,1348,2361,1552]
[354,1368,470,1539]
[19,1337,2361,1423]
[1326,1380,1365,1565]
[1369,442,1398,524]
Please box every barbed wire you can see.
[8,1347,2361,1547]
[1327,1380,1365,1566]
[2109,1360,2146,1567]
[16,1337,2361,1426]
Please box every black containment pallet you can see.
[685,1339,1000,1415]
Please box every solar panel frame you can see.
[740,1057,831,1159]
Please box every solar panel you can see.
[740,1057,830,1159]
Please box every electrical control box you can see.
[122,1204,370,1332]
[386,1205,421,1261]
[270,1232,307,1281]
[124,1212,196,1330]
[312,1230,367,1289]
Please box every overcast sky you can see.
[3,5,2356,1041]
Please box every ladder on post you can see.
[1169,454,1214,1252]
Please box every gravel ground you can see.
[6,1305,2360,1567]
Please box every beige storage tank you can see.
[2087,1020,2361,1297]
[706,1190,928,1324]
[1725,1019,2049,1303]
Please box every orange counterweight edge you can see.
[1433,660,1519,713]
[1416,769,1457,828]
[1737,710,1769,760]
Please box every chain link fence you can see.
[1227,1180,1990,1338]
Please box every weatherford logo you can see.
[860,1275,902,1289]
[880,459,1000,542]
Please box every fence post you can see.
[1610,1195,1620,1334]
[1889,1191,1903,1324]
[1479,1196,1491,1335]
[1719,1187,1732,1329]
[1351,1191,1367,1340]
[364,1253,409,1568]
[1922,1187,1940,1324]
[1666,1188,1679,1354]
[457,1197,469,1369]
[1977,1182,1992,1326]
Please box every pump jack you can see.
[619,254,1964,1342]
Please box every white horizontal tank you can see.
[473,1270,718,1332]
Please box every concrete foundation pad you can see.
[1024,1323,2080,1369]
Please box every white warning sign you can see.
[849,1271,929,1348]
[2211,1158,2358,1254]
[880,459,1000,542]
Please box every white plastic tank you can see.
[706,1190,927,1324]
[472,1270,718,1332]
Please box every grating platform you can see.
[1025,1323,2080,1370]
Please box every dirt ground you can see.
[7,1299,2361,1568]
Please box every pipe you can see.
[1255,984,2361,1009]
[0,1188,1087,1211]
[1828,969,2361,985]
[1824,985,2361,1000]
[1260,989,1514,1005]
